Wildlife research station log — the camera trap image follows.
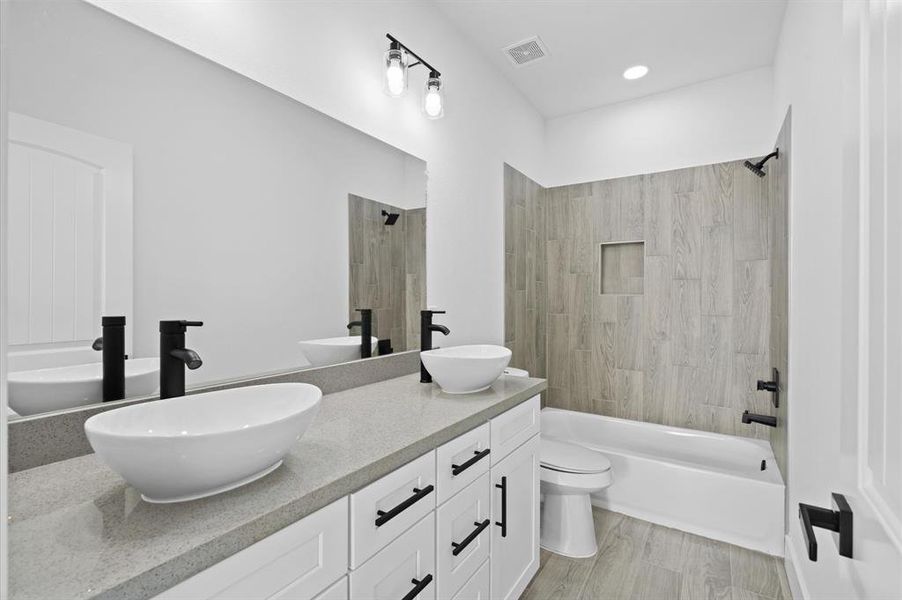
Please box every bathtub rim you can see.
[541,407,784,486]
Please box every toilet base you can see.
[540,491,598,558]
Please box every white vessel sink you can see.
[420,344,513,394]
[85,383,321,503]
[298,336,378,367]
[7,358,160,416]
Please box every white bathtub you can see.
[542,408,785,556]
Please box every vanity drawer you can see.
[311,576,348,600]
[436,473,492,599]
[349,513,436,600]
[350,451,436,568]
[451,558,490,600]
[490,396,540,464]
[436,423,490,505]
[155,497,348,600]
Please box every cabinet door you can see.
[490,434,540,600]
[350,513,435,600]
[155,497,348,600]
[436,472,491,599]
[451,559,490,600]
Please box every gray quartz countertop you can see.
[8,373,546,600]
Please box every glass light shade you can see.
[383,48,408,97]
[423,76,444,119]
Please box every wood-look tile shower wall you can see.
[504,161,780,440]
[349,195,426,352]
[504,165,547,379]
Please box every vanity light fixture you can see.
[385,34,444,119]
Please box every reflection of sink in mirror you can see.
[7,358,160,416]
[420,344,513,394]
[85,383,322,503]
[298,336,379,368]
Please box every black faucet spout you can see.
[170,348,203,370]
[160,320,203,399]
[430,324,451,336]
[742,410,777,427]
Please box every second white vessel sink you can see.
[420,344,513,394]
[7,358,160,416]
[85,383,322,503]
[298,336,378,367]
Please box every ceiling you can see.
[434,0,787,119]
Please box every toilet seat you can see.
[541,437,611,474]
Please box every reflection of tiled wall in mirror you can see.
[348,195,426,353]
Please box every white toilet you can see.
[540,437,613,558]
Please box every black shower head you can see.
[381,210,400,225]
[743,148,779,178]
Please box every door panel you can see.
[490,434,540,600]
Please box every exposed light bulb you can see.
[423,76,443,119]
[386,58,405,96]
[383,47,408,97]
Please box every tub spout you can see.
[742,410,777,428]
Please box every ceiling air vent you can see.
[503,36,549,67]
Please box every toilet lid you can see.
[541,438,611,474]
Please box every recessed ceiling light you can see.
[623,65,649,80]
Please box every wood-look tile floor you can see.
[523,508,792,600]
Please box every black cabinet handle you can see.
[451,448,491,476]
[401,574,433,600]
[495,476,508,538]
[799,493,853,561]
[451,519,491,556]
[375,485,434,527]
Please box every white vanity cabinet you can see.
[154,396,541,600]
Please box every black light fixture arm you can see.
[386,33,441,77]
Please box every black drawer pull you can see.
[451,448,491,476]
[495,476,508,538]
[375,485,434,527]
[451,519,491,556]
[401,574,433,600]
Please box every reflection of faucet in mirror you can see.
[347,308,373,359]
[420,309,450,383]
[160,320,203,399]
[98,316,128,402]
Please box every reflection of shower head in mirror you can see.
[381,210,400,225]
[743,148,779,178]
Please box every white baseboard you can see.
[783,534,809,600]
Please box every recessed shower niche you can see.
[599,241,644,295]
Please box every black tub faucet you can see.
[347,308,373,359]
[94,316,127,402]
[160,320,203,399]
[742,410,777,428]
[420,309,450,383]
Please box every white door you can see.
[793,1,902,597]
[490,434,539,600]
[7,113,133,371]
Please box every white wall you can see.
[770,1,848,596]
[9,0,425,385]
[1,0,9,594]
[544,66,775,186]
[87,0,547,347]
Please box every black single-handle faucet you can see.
[347,308,373,359]
[160,320,203,399]
[420,309,450,383]
[742,410,777,427]
[93,316,127,402]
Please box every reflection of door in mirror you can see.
[348,194,426,353]
[7,113,133,373]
